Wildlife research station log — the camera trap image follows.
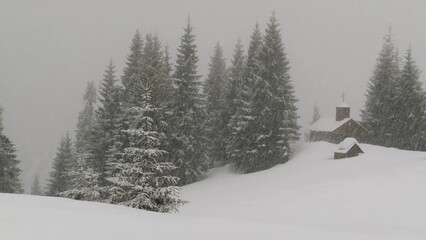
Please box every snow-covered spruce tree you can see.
[0,106,23,194]
[226,24,262,172]
[122,30,144,107]
[30,174,43,195]
[140,34,175,165]
[108,87,183,212]
[361,29,400,147]
[168,18,208,185]
[311,103,321,124]
[203,42,228,166]
[115,30,145,156]
[75,80,97,155]
[247,13,299,172]
[223,39,246,165]
[60,153,101,201]
[91,61,123,186]
[47,133,75,196]
[394,47,426,151]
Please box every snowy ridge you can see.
[3,142,426,240]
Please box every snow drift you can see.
[3,142,426,240]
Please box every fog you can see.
[1,0,425,191]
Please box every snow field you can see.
[3,142,426,240]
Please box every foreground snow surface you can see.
[3,142,426,240]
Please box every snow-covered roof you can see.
[339,102,350,108]
[309,117,351,132]
[335,137,362,154]
[338,137,358,150]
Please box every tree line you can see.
[44,14,300,212]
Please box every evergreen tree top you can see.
[58,132,73,155]
[104,60,116,85]
[83,80,97,104]
[75,81,97,153]
[262,12,289,75]
[231,39,245,69]
[54,132,74,164]
[207,42,226,78]
[142,33,165,78]
[99,60,118,103]
[401,46,419,83]
[247,23,262,64]
[129,30,143,60]
[122,30,144,89]
[174,17,200,81]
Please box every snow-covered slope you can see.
[3,142,426,240]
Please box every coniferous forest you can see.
[0,13,425,215]
[43,14,301,212]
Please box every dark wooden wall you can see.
[310,119,368,143]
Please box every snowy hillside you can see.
[3,142,426,240]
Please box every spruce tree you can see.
[248,13,299,172]
[91,61,122,186]
[394,47,426,150]
[223,39,246,164]
[116,30,144,156]
[30,174,43,195]
[227,24,262,172]
[75,81,97,155]
[361,29,400,147]
[204,42,228,165]
[140,34,175,166]
[169,18,208,185]
[0,106,23,194]
[47,133,75,196]
[108,87,183,212]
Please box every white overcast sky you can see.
[1,0,425,190]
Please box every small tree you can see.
[61,153,101,201]
[311,103,321,124]
[47,133,75,196]
[31,174,43,195]
[75,81,97,155]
